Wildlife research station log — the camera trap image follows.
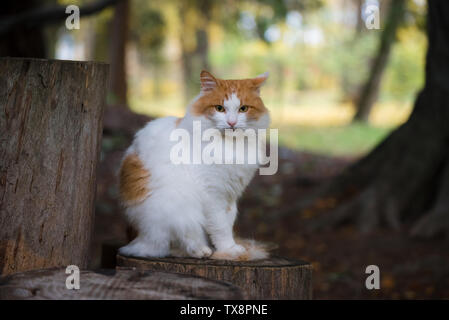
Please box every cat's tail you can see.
[235,238,277,261]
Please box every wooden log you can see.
[117,255,313,299]
[0,58,109,275]
[0,268,244,300]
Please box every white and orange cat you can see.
[118,70,271,261]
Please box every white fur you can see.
[119,91,270,260]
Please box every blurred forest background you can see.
[2,0,448,299]
[6,0,428,155]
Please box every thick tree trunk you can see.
[108,0,129,106]
[287,0,449,237]
[0,58,109,275]
[0,268,244,299]
[117,255,313,299]
[353,0,405,122]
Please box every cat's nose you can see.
[227,120,237,127]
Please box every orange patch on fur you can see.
[191,77,268,120]
[210,238,272,261]
[119,153,151,206]
[211,251,250,261]
[175,117,182,127]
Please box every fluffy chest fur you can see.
[193,161,257,203]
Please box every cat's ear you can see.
[200,70,218,92]
[252,72,269,93]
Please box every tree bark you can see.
[288,0,449,238]
[0,58,109,275]
[179,0,212,102]
[353,0,405,122]
[108,0,129,106]
[116,254,313,299]
[354,0,364,35]
[0,268,244,299]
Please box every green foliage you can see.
[210,1,425,105]
[130,0,166,63]
[123,0,426,156]
[323,33,378,101]
[131,9,166,50]
[404,0,427,31]
[381,27,426,102]
[278,123,392,156]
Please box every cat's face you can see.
[189,71,270,130]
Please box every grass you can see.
[276,123,394,157]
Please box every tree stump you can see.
[0,58,109,275]
[0,268,244,300]
[117,255,313,299]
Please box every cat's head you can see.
[188,71,270,131]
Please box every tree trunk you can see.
[0,268,244,299]
[0,58,109,275]
[354,0,364,35]
[179,0,212,102]
[353,0,405,122]
[116,254,313,299]
[288,0,449,238]
[108,0,129,106]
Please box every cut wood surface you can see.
[0,267,244,300]
[0,58,109,275]
[117,254,313,299]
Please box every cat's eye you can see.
[239,105,249,113]
[215,105,225,112]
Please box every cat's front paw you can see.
[211,244,247,261]
[118,242,168,258]
[187,246,213,259]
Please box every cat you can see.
[118,70,271,261]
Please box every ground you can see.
[92,107,449,299]
[236,149,449,299]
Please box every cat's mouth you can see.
[221,126,245,131]
[216,123,247,130]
